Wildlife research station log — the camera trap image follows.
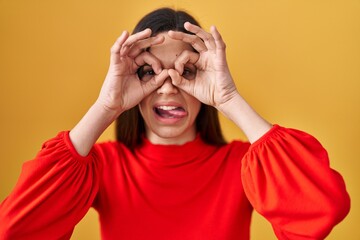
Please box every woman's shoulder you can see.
[215,139,250,157]
[222,138,251,149]
[92,140,132,163]
[94,140,129,154]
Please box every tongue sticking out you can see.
[155,106,187,118]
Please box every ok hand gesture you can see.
[168,22,238,111]
[97,29,169,116]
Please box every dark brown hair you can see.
[116,7,226,148]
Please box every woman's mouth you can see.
[154,105,188,119]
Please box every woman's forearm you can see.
[69,101,120,156]
[218,93,272,143]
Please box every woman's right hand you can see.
[70,29,169,156]
[96,29,168,117]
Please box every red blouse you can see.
[0,125,350,239]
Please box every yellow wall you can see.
[0,0,359,239]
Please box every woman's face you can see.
[138,32,201,145]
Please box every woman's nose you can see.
[157,77,178,95]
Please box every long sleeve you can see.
[241,125,350,240]
[0,131,101,240]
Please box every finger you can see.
[153,69,169,85]
[168,68,182,86]
[120,28,152,56]
[142,69,169,95]
[168,31,207,53]
[174,50,199,75]
[210,25,226,51]
[184,22,216,50]
[134,51,162,74]
[210,25,227,62]
[110,31,129,63]
[168,69,194,95]
[127,35,165,58]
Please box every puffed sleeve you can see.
[241,125,350,240]
[0,131,102,240]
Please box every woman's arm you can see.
[0,29,167,239]
[242,126,350,239]
[70,29,168,156]
[0,132,101,239]
[216,93,272,143]
[168,22,350,239]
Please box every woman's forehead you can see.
[149,33,193,56]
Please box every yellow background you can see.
[0,0,359,239]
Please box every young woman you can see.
[0,8,350,240]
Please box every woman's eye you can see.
[182,67,196,80]
[137,66,155,81]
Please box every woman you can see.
[0,8,350,240]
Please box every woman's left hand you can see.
[168,22,238,110]
[169,22,272,143]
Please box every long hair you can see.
[116,7,226,148]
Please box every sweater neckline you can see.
[136,134,215,164]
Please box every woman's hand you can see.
[70,29,170,156]
[168,22,238,111]
[168,23,271,142]
[97,29,169,117]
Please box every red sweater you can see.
[0,125,350,239]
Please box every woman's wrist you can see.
[93,99,123,124]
